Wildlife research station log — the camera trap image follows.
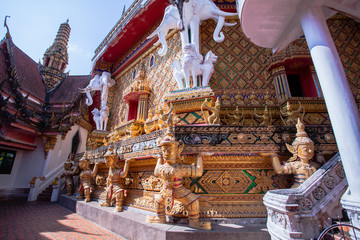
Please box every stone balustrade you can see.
[263,153,347,240]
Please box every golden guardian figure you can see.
[100,146,133,212]
[146,115,211,230]
[268,118,317,188]
[78,152,100,202]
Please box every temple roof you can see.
[92,0,169,67]
[92,0,237,74]
[12,43,45,100]
[0,32,90,150]
[50,75,90,104]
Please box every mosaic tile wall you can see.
[107,14,360,130]
[328,15,360,91]
[200,20,273,91]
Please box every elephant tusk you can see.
[211,10,238,17]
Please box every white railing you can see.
[27,163,65,201]
[263,153,348,240]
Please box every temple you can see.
[1,0,360,239]
[0,18,91,201]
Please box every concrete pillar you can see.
[271,66,290,101]
[309,65,323,98]
[300,6,360,226]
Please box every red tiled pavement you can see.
[0,201,125,240]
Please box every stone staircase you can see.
[37,185,53,201]
[0,188,30,202]
[263,153,348,240]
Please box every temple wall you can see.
[42,124,88,177]
[87,14,359,218]
[107,14,360,131]
[0,137,44,190]
[0,148,25,189]
[327,15,360,94]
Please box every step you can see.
[0,188,30,202]
[59,194,270,240]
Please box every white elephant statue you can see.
[181,44,218,88]
[170,59,185,89]
[91,105,109,131]
[92,108,101,130]
[182,44,203,88]
[80,71,115,107]
[100,71,115,108]
[80,74,102,106]
[148,0,237,56]
[99,105,109,131]
[147,5,180,56]
[198,50,218,87]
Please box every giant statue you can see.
[77,152,100,202]
[147,0,236,89]
[80,71,115,130]
[100,146,133,212]
[62,154,79,196]
[265,118,317,188]
[146,115,211,230]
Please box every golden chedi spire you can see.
[40,20,71,91]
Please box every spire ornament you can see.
[4,16,11,39]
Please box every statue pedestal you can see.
[112,119,144,141]
[59,194,270,240]
[87,130,110,149]
[164,86,215,125]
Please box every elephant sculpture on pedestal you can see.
[148,0,237,56]
[80,75,102,106]
[80,71,114,130]
[172,43,218,88]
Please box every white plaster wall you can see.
[0,136,45,189]
[41,124,88,177]
[0,147,23,189]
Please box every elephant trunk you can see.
[85,90,93,106]
[213,16,225,43]
[157,32,168,56]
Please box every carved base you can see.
[164,86,215,125]
[87,130,110,149]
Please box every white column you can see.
[300,7,360,198]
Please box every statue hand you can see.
[152,153,162,158]
[259,152,278,157]
[199,152,214,156]
[125,158,135,163]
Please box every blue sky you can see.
[1,0,135,75]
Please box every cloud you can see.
[68,42,82,53]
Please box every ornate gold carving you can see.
[254,105,272,126]
[43,135,58,158]
[87,130,109,149]
[201,97,221,125]
[280,101,305,126]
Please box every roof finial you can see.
[4,15,11,39]
[66,18,69,24]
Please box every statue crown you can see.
[292,118,314,147]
